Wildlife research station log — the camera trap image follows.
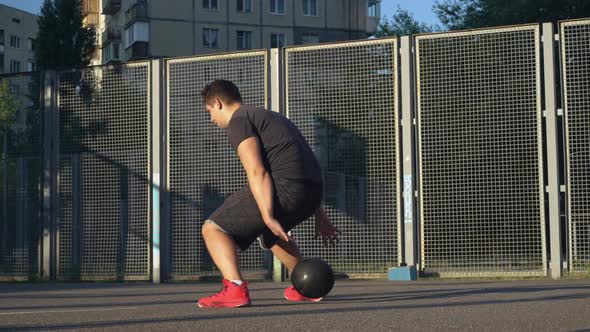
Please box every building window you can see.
[237,31,252,50]
[127,28,133,45]
[113,43,120,59]
[12,18,21,24]
[270,0,284,14]
[301,34,319,44]
[103,43,122,62]
[368,1,379,17]
[9,83,19,95]
[29,38,36,51]
[270,33,285,48]
[0,30,4,45]
[102,46,108,62]
[126,22,149,48]
[10,35,21,48]
[10,60,21,73]
[303,0,317,16]
[202,0,218,10]
[28,61,36,72]
[237,0,253,13]
[0,55,4,73]
[203,28,219,48]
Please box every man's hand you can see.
[265,217,290,242]
[314,207,341,247]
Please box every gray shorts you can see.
[207,179,323,251]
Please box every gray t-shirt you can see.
[227,105,323,185]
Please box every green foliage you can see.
[434,0,590,30]
[35,0,97,70]
[376,6,434,37]
[0,80,18,135]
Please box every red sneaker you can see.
[284,285,323,302]
[197,279,251,308]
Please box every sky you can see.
[0,0,441,24]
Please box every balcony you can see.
[102,42,121,64]
[82,0,100,15]
[125,1,149,28]
[82,0,100,26]
[102,0,121,15]
[366,16,380,35]
[102,27,122,44]
[125,41,149,61]
[366,0,381,35]
[83,13,100,27]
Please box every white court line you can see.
[0,307,139,315]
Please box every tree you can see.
[0,80,18,139]
[375,7,434,37]
[434,0,590,31]
[35,0,97,70]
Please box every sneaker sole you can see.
[197,301,251,308]
[284,295,323,303]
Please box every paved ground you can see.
[1,279,590,331]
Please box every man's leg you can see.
[202,221,242,281]
[271,237,303,274]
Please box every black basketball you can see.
[291,258,335,298]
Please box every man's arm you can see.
[236,136,289,242]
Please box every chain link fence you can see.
[561,19,590,273]
[0,72,42,280]
[415,25,546,276]
[284,39,400,277]
[1,18,589,280]
[165,51,270,279]
[57,63,151,280]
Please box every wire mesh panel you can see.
[561,19,590,273]
[166,51,269,279]
[0,73,42,280]
[285,39,400,277]
[57,63,150,280]
[415,25,546,276]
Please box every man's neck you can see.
[227,102,243,115]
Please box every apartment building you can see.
[100,0,381,63]
[0,4,38,74]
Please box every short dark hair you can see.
[200,80,243,105]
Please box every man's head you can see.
[201,80,243,129]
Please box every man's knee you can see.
[202,219,225,238]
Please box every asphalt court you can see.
[1,279,590,331]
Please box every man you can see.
[197,80,340,308]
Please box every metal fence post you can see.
[41,71,56,280]
[16,158,24,256]
[400,36,417,268]
[270,48,285,282]
[1,134,8,267]
[543,22,563,279]
[71,154,81,277]
[151,59,162,283]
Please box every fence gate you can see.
[165,51,270,279]
[56,63,151,280]
[560,19,590,273]
[415,25,546,276]
[284,39,401,278]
